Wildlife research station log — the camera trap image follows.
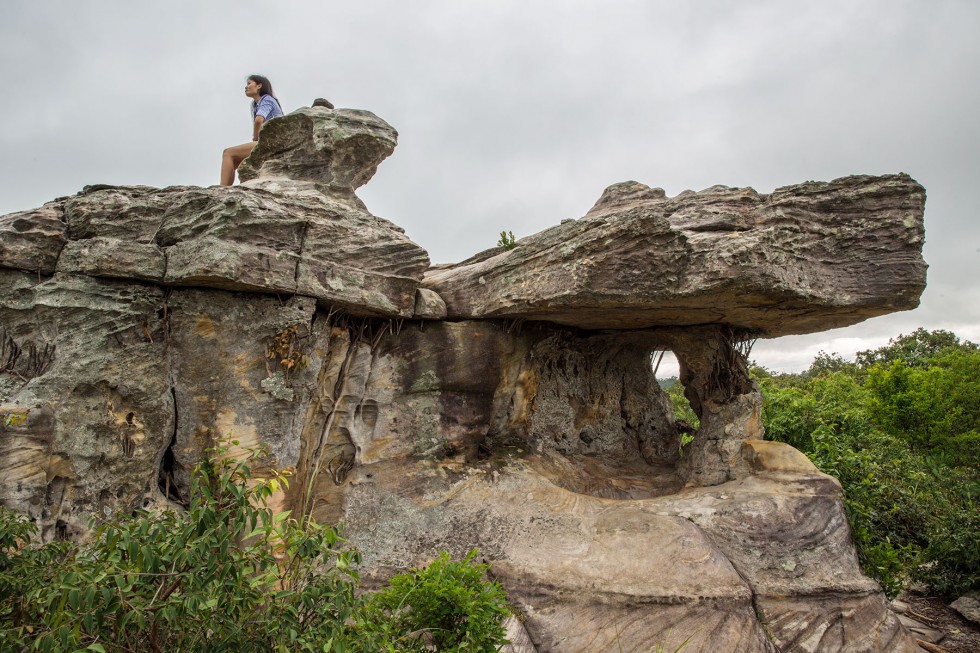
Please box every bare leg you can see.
[220,141,257,186]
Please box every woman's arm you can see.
[252,115,265,141]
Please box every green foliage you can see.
[366,550,510,652]
[666,380,699,430]
[665,380,699,455]
[496,230,516,250]
[865,350,980,467]
[0,508,35,570]
[912,496,980,597]
[806,350,858,378]
[0,443,511,652]
[855,327,976,369]
[758,333,980,599]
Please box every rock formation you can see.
[0,105,928,652]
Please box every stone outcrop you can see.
[425,176,926,336]
[3,108,428,318]
[0,104,928,652]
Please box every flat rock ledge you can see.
[424,175,926,337]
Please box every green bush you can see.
[865,350,980,467]
[366,550,510,652]
[756,333,980,599]
[0,444,511,652]
[855,328,976,369]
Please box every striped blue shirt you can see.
[252,95,284,121]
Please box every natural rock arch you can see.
[0,105,927,652]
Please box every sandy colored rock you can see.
[951,595,980,626]
[340,455,918,652]
[238,107,398,196]
[343,460,772,653]
[0,291,922,651]
[0,271,172,540]
[3,183,428,318]
[743,439,820,474]
[0,108,928,652]
[413,288,447,319]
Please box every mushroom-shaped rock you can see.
[0,107,930,653]
[238,107,398,196]
[424,174,927,337]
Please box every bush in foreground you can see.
[0,444,510,652]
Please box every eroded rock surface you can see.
[237,107,398,196]
[424,176,927,336]
[2,108,428,318]
[0,104,928,652]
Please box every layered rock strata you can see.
[0,105,927,652]
[424,177,926,336]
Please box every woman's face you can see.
[245,78,262,98]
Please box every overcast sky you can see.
[2,1,978,376]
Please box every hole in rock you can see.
[651,351,701,435]
[654,350,700,449]
[529,347,695,501]
[354,400,379,428]
[157,436,185,505]
[45,476,67,507]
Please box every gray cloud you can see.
[3,0,977,370]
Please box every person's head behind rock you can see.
[237,107,398,194]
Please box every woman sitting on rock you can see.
[220,74,284,186]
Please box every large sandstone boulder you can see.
[0,104,928,652]
[1,109,428,318]
[237,107,398,196]
[424,175,926,336]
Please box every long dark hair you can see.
[248,74,277,111]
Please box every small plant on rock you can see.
[496,230,517,250]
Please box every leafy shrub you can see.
[366,550,510,652]
[865,350,980,466]
[756,334,980,599]
[0,444,511,652]
[665,380,699,431]
[913,495,980,597]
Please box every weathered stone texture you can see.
[424,174,926,337]
[237,107,398,195]
[0,105,929,652]
[413,288,447,319]
[0,271,172,541]
[0,110,429,319]
[0,201,67,274]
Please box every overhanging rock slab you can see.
[424,175,926,337]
